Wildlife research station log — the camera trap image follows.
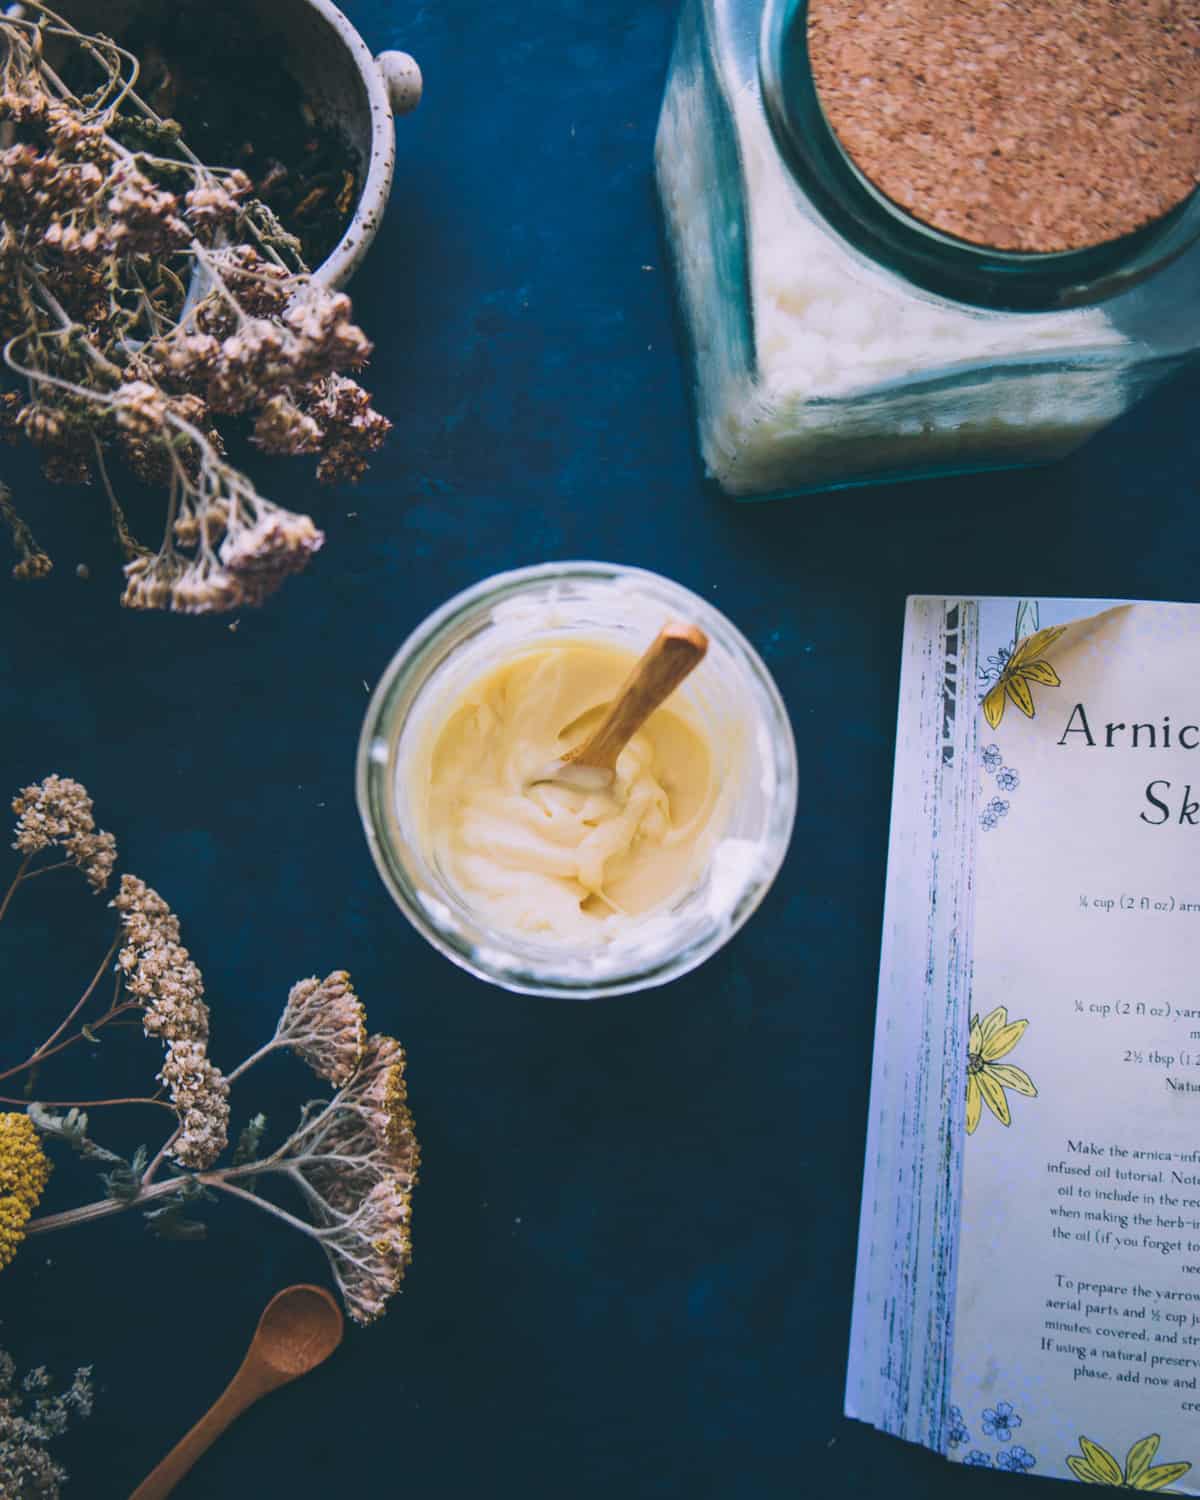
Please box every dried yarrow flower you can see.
[104,164,190,255]
[113,875,226,1164]
[310,375,392,484]
[0,5,392,611]
[111,873,180,948]
[218,509,324,602]
[158,1040,230,1170]
[114,873,211,1035]
[319,1178,413,1325]
[119,550,186,611]
[11,776,117,892]
[5,776,418,1329]
[183,170,251,232]
[121,937,208,1042]
[1,481,51,581]
[282,286,372,371]
[111,380,169,437]
[0,1345,92,1499]
[273,1033,419,1323]
[252,395,322,456]
[276,971,367,1086]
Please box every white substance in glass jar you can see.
[409,641,725,943]
[655,12,1140,497]
[358,565,798,997]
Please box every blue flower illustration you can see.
[982,744,1003,773]
[978,646,1013,694]
[946,1405,969,1448]
[997,1445,1036,1473]
[982,1402,1022,1442]
[964,1450,993,1468]
[987,797,1010,818]
[996,767,1020,792]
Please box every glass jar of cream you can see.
[357,562,797,998]
[655,0,1200,499]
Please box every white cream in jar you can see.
[414,642,722,942]
[360,564,797,997]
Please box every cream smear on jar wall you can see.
[412,642,722,942]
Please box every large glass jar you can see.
[655,0,1200,498]
[357,563,797,999]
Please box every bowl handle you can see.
[377,51,423,116]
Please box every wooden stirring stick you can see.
[129,1285,344,1500]
[534,621,708,791]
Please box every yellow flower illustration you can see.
[966,1006,1037,1134]
[982,625,1066,729]
[0,1113,51,1272]
[1067,1433,1191,1491]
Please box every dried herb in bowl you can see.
[89,0,360,271]
[0,3,391,612]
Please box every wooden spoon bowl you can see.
[255,1283,345,1378]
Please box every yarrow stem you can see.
[224,1038,280,1085]
[6,932,121,1077]
[139,1125,181,1188]
[26,1176,182,1235]
[20,858,75,879]
[200,1175,317,1238]
[0,1094,172,1110]
[0,852,32,923]
[28,1160,327,1241]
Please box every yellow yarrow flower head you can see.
[0,1112,52,1211]
[0,1193,31,1271]
[0,1114,51,1273]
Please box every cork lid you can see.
[808,0,1200,253]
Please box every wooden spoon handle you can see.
[128,1362,282,1500]
[567,622,708,773]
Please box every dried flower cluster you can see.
[113,874,229,1167]
[0,1346,92,1500]
[0,4,391,611]
[275,970,367,1087]
[274,1033,418,1323]
[2,777,419,1326]
[11,774,115,891]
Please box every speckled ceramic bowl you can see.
[18,0,421,286]
[257,0,423,288]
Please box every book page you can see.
[950,600,1200,1491]
[846,598,978,1447]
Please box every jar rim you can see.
[356,562,798,999]
[758,0,1200,312]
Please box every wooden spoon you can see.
[533,621,709,791]
[129,1285,344,1500]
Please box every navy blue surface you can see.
[1,2,1198,1496]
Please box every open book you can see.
[847,597,1200,1491]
